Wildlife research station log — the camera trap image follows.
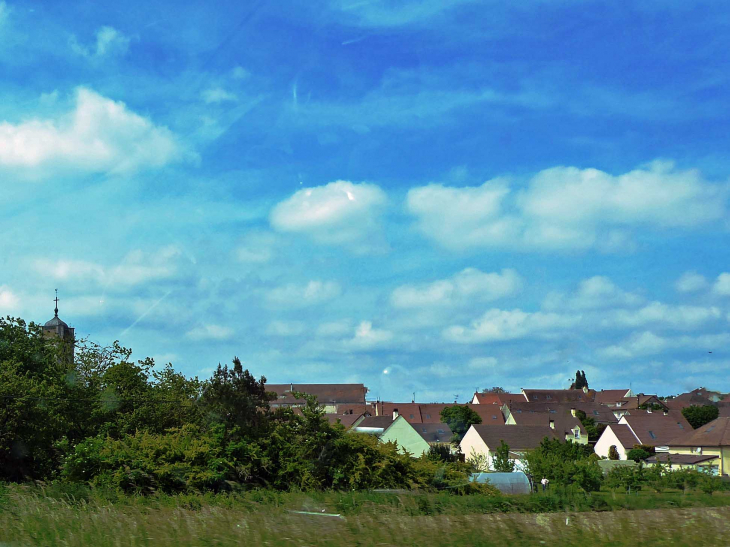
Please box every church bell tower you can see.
[42,289,75,362]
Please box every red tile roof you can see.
[266,384,368,405]
[622,411,692,446]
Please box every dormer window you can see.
[546,395,552,400]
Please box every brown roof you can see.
[469,404,506,425]
[648,453,719,465]
[609,424,640,448]
[509,409,585,437]
[505,401,618,424]
[473,392,525,405]
[470,424,560,451]
[594,390,631,404]
[325,413,363,428]
[415,423,454,444]
[522,389,594,404]
[266,384,367,405]
[622,411,692,446]
[669,417,730,447]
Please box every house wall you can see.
[595,425,630,460]
[379,416,431,457]
[669,446,728,476]
[460,426,490,467]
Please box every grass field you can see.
[1,486,729,546]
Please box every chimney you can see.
[393,408,399,420]
[549,419,555,429]
[570,408,576,417]
[290,383,293,392]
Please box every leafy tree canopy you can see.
[681,405,719,429]
[440,405,482,442]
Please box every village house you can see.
[501,404,587,445]
[460,424,560,471]
[665,417,730,476]
[521,388,594,404]
[594,411,691,459]
[372,402,505,425]
[351,414,453,456]
[266,384,368,413]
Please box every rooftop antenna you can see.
[54,289,59,317]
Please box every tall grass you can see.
[0,485,729,546]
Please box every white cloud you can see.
[266,320,305,336]
[0,285,19,312]
[32,246,184,289]
[70,26,130,58]
[467,356,499,370]
[201,87,237,104]
[0,87,185,177]
[676,271,709,293]
[543,276,643,310]
[406,162,726,252]
[443,308,580,343]
[266,280,341,308]
[391,268,521,308]
[235,231,277,264]
[345,320,393,349]
[331,0,476,27]
[316,319,352,337]
[270,181,387,252]
[604,302,722,330]
[231,66,250,80]
[186,324,234,341]
[713,273,730,296]
[598,331,730,360]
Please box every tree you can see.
[681,405,719,429]
[493,440,515,472]
[570,370,588,390]
[482,387,506,394]
[574,409,606,443]
[608,445,620,460]
[440,405,482,442]
[626,448,651,462]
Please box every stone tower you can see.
[42,289,75,362]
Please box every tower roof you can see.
[44,315,69,329]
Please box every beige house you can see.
[460,425,559,471]
[594,411,691,459]
[502,405,587,445]
[666,417,730,476]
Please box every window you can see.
[677,422,684,429]
[492,415,497,419]
[425,414,431,419]
[549,409,556,413]
[574,429,580,438]
[437,429,444,434]
[409,414,414,419]
[532,395,538,400]
[593,411,599,416]
[546,394,552,400]
[648,431,657,439]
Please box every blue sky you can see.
[1,0,729,402]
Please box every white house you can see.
[460,424,559,471]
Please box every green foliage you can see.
[492,440,515,472]
[681,405,719,429]
[571,370,588,390]
[481,387,506,394]
[439,405,481,442]
[574,409,606,442]
[608,445,620,460]
[523,437,600,492]
[626,448,651,462]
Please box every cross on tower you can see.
[54,288,59,317]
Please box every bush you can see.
[626,448,651,462]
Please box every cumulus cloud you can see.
[676,271,709,293]
[32,246,184,289]
[406,162,726,252]
[345,320,393,349]
[270,181,387,252]
[316,319,352,337]
[443,308,580,343]
[543,276,643,310]
[598,331,730,360]
[0,87,185,177]
[713,273,730,296]
[70,26,130,58]
[603,302,722,330]
[0,285,19,312]
[186,324,234,341]
[390,268,521,308]
[265,280,341,308]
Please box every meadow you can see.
[1,485,729,547]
